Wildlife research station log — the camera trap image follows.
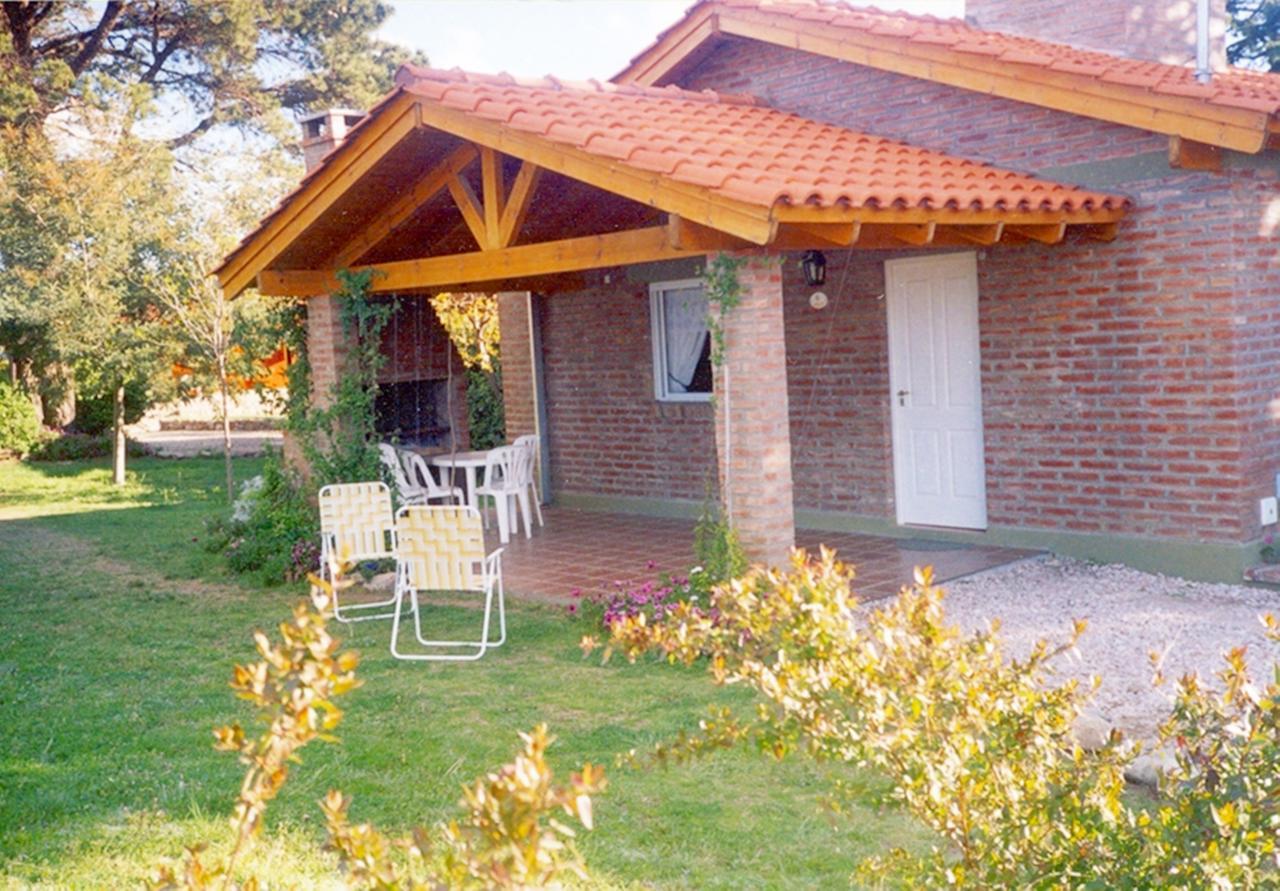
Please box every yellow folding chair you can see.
[390,505,506,662]
[318,482,398,623]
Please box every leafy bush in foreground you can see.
[597,548,1280,888]
[215,454,319,584]
[0,381,41,456]
[150,574,605,889]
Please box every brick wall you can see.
[500,36,1280,553]
[538,275,718,502]
[966,0,1227,68]
[669,36,1274,547]
[1231,164,1280,540]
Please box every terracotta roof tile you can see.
[397,64,1128,214]
[634,0,1280,119]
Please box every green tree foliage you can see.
[0,0,422,454]
[1229,0,1280,71]
[0,380,41,455]
[0,1,423,142]
[597,550,1280,887]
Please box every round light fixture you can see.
[809,291,829,310]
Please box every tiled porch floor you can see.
[490,507,1039,603]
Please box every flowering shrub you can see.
[577,568,717,629]
[594,547,1280,888]
[574,501,742,631]
[150,573,605,889]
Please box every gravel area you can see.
[130,428,282,457]
[943,556,1280,740]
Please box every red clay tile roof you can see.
[397,64,1127,214]
[632,0,1280,116]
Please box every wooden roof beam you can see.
[446,171,488,249]
[1006,222,1067,244]
[710,10,1271,153]
[667,215,754,251]
[1168,136,1223,171]
[497,160,542,248]
[770,221,862,249]
[412,98,776,244]
[946,222,1004,245]
[480,146,504,249]
[257,224,706,296]
[327,143,478,270]
[1077,221,1121,242]
[218,94,421,297]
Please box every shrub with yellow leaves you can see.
[596,547,1280,888]
[149,574,604,890]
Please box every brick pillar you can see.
[495,292,536,441]
[281,294,348,489]
[713,254,795,566]
[306,294,347,410]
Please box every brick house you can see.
[217,0,1280,582]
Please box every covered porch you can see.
[216,64,1129,567]
[492,506,1039,603]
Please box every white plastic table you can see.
[429,449,490,510]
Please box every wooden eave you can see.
[614,3,1275,154]
[218,94,1128,301]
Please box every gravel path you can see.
[130,428,282,457]
[942,556,1280,740]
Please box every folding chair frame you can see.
[390,505,506,662]
[318,482,400,623]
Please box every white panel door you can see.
[885,252,988,530]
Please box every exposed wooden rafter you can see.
[498,161,541,248]
[327,143,478,269]
[1168,135,1223,171]
[217,94,421,298]
[1005,222,1067,244]
[258,225,705,297]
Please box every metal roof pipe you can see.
[1195,0,1213,84]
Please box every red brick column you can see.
[306,294,347,410]
[713,254,795,566]
[496,292,536,441]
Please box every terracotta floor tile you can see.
[494,508,1039,603]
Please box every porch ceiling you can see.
[217,65,1130,300]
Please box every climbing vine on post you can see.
[701,252,747,555]
[702,252,745,368]
[294,269,396,487]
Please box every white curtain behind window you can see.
[663,286,708,393]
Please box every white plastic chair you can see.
[318,482,398,623]
[512,434,545,528]
[401,449,464,505]
[379,443,460,506]
[390,505,505,662]
[474,445,534,544]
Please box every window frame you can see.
[649,277,713,403]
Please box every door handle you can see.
[896,389,909,406]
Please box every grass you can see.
[0,456,929,888]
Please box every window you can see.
[649,278,713,402]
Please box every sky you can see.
[377,0,965,81]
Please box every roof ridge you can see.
[395,63,761,107]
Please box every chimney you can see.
[965,0,1228,69]
[299,108,366,172]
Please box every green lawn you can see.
[0,457,928,888]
